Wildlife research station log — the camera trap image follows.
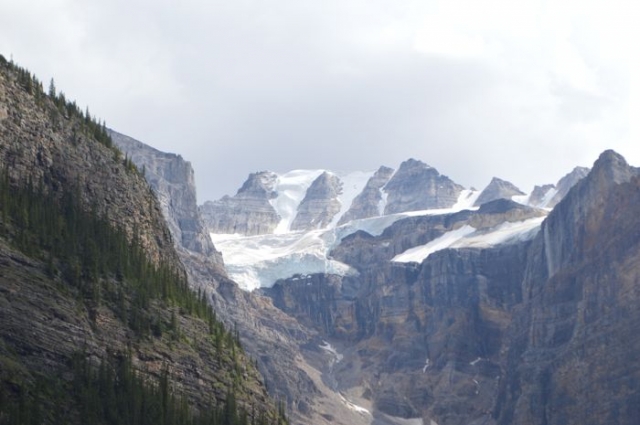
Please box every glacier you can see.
[211,189,483,291]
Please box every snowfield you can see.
[211,189,483,291]
[392,216,545,264]
[209,166,550,291]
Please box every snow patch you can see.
[377,189,389,216]
[422,358,430,373]
[511,193,531,205]
[269,169,324,234]
[537,187,559,209]
[320,341,343,363]
[392,225,477,263]
[451,216,545,249]
[330,170,375,227]
[339,394,371,416]
[211,230,356,291]
[452,189,481,210]
[392,217,545,264]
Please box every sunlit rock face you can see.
[110,130,223,262]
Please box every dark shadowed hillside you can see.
[0,56,286,425]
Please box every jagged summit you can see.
[200,156,594,292]
[474,177,525,206]
[199,170,281,235]
[291,171,342,231]
[110,130,223,261]
[338,165,394,224]
[590,149,636,183]
[383,158,463,214]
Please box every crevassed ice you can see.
[212,189,485,291]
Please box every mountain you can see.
[474,177,525,206]
[113,133,375,425]
[5,53,635,425]
[261,152,640,425]
[200,171,281,236]
[527,166,590,209]
[0,56,285,424]
[383,159,464,214]
[201,142,640,424]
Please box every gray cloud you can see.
[1,0,637,202]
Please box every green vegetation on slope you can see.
[0,56,286,425]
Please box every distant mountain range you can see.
[4,52,640,425]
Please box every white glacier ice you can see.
[269,169,325,234]
[329,170,376,227]
[392,216,545,264]
[391,225,477,263]
[213,188,486,291]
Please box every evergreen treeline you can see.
[0,352,284,425]
[0,168,225,340]
[0,56,287,425]
[0,54,116,154]
[0,171,287,425]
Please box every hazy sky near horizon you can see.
[1,0,639,201]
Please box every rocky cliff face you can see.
[528,183,555,207]
[383,159,464,214]
[495,151,640,425]
[474,177,524,206]
[338,166,394,224]
[0,63,174,266]
[265,200,544,423]
[115,131,374,425]
[260,150,640,425]
[0,57,283,423]
[291,172,342,231]
[200,171,280,236]
[528,166,590,209]
[547,165,590,208]
[110,130,223,264]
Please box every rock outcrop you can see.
[0,57,282,423]
[262,150,640,425]
[528,166,590,209]
[110,130,223,264]
[200,171,280,235]
[116,133,373,424]
[528,183,556,207]
[383,159,464,214]
[338,166,394,224]
[291,172,342,231]
[495,150,640,425]
[547,165,590,208]
[474,177,525,206]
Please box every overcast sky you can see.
[1,0,638,201]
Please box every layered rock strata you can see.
[383,159,464,214]
[291,172,342,231]
[200,171,280,235]
[338,166,395,224]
